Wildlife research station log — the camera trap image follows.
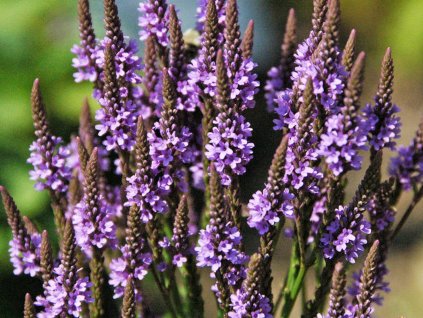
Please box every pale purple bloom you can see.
[265,66,284,112]
[35,265,93,317]
[28,136,72,193]
[109,244,152,300]
[318,113,368,176]
[72,196,117,254]
[9,233,41,277]
[95,89,138,152]
[362,103,401,151]
[125,173,168,222]
[148,121,193,192]
[389,142,423,191]
[196,222,248,284]
[205,113,254,186]
[71,44,98,83]
[321,205,371,263]
[247,187,294,235]
[228,288,272,318]
[139,0,169,47]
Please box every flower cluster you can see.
[321,204,371,263]
[72,196,117,252]
[138,0,169,47]
[35,265,93,317]
[109,243,152,299]
[247,187,294,235]
[206,113,254,185]
[5,1,423,317]
[197,221,248,274]
[28,136,72,193]
[9,233,41,277]
[228,288,272,318]
[389,130,423,190]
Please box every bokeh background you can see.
[1,0,423,316]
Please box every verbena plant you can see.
[2,0,422,317]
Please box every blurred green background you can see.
[1,0,423,316]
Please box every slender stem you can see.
[391,185,423,240]
[280,264,307,318]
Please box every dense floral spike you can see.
[184,0,221,113]
[139,0,169,47]
[104,0,124,47]
[73,149,116,253]
[326,263,347,318]
[355,241,380,317]
[40,230,53,286]
[196,167,248,307]
[141,36,162,118]
[349,181,394,307]
[24,293,36,318]
[72,0,99,83]
[274,1,346,130]
[228,254,272,318]
[342,29,357,72]
[196,0,226,34]
[110,205,152,299]
[126,117,168,220]
[36,221,93,317]
[79,99,95,154]
[284,78,322,194]
[265,8,297,111]
[121,277,136,318]
[318,52,367,176]
[28,79,71,193]
[172,195,191,267]
[205,50,254,186]
[241,20,254,60]
[248,136,294,234]
[95,44,138,152]
[362,48,401,152]
[321,152,382,263]
[168,5,186,82]
[148,69,193,192]
[389,118,423,190]
[1,186,41,277]
[224,0,242,76]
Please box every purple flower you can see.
[228,288,272,318]
[28,136,72,193]
[247,187,294,235]
[9,233,41,277]
[318,113,368,176]
[321,205,371,263]
[362,103,400,151]
[94,38,143,88]
[139,0,169,47]
[109,244,152,300]
[283,114,322,194]
[265,66,284,112]
[71,44,98,83]
[125,173,168,222]
[196,222,248,283]
[35,265,93,317]
[205,113,254,186]
[95,83,138,153]
[148,122,193,192]
[389,142,423,191]
[72,195,117,254]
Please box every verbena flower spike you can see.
[3,0,423,317]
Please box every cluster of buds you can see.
[3,0,423,317]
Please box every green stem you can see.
[280,264,307,318]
